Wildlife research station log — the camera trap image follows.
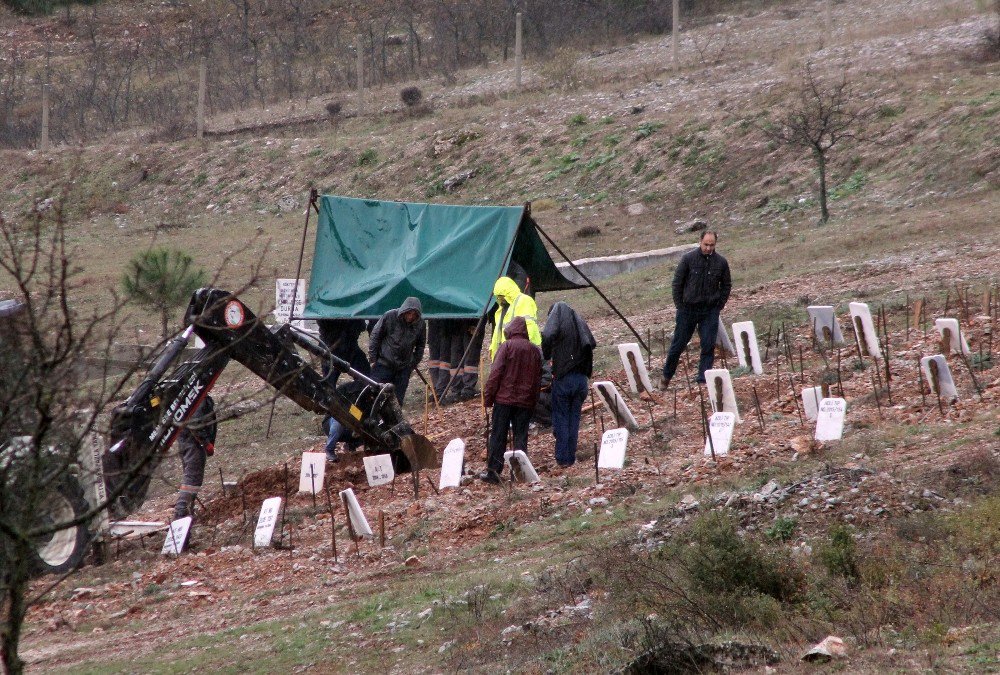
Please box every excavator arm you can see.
[102,287,436,517]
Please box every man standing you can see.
[317,318,370,386]
[173,395,217,521]
[443,318,485,403]
[661,230,731,388]
[542,302,596,467]
[368,297,426,405]
[481,317,542,484]
[490,276,541,361]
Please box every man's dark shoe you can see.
[478,470,501,484]
[660,375,671,390]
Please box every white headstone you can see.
[731,321,763,374]
[814,397,847,441]
[592,381,639,431]
[716,316,736,356]
[503,450,540,483]
[363,453,395,487]
[807,306,845,345]
[801,386,825,422]
[275,278,318,332]
[161,516,192,556]
[934,318,971,356]
[254,497,282,548]
[339,488,374,539]
[920,355,959,403]
[848,302,881,359]
[618,343,655,395]
[298,452,327,494]
[704,368,742,423]
[439,438,465,490]
[704,412,736,457]
[598,428,629,469]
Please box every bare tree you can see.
[761,63,885,223]
[0,191,138,675]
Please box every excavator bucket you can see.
[399,433,440,471]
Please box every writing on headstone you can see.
[363,453,395,487]
[704,412,736,457]
[298,452,327,494]
[439,438,465,490]
[598,428,629,469]
[254,497,282,548]
[814,397,847,441]
[274,278,307,324]
[161,516,192,556]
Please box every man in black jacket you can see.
[542,302,596,467]
[369,297,426,405]
[661,230,731,388]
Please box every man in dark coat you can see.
[481,316,542,484]
[661,230,732,388]
[318,318,370,386]
[368,297,426,405]
[542,302,596,467]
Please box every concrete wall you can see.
[556,244,694,284]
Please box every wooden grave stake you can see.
[751,384,766,432]
[916,359,926,409]
[789,375,805,426]
[836,347,844,397]
[870,372,883,420]
[324,486,338,562]
[378,510,386,548]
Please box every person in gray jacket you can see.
[368,297,426,404]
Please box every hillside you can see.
[2,0,999,672]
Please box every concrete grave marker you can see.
[731,321,763,374]
[254,497,282,548]
[161,516,192,556]
[934,318,971,356]
[704,412,736,457]
[592,381,639,431]
[339,488,374,539]
[298,452,326,494]
[921,355,959,403]
[848,302,880,358]
[704,368,742,423]
[503,450,540,483]
[362,454,395,487]
[618,343,655,395]
[439,438,465,490]
[807,306,845,345]
[814,397,847,442]
[598,428,629,469]
[801,386,825,422]
[716,316,737,357]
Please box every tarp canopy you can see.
[303,195,582,319]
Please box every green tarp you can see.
[303,195,582,320]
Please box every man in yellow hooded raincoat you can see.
[490,276,541,360]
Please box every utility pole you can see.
[196,57,207,140]
[40,84,50,152]
[514,12,523,89]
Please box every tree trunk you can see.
[1,544,30,675]
[815,147,829,223]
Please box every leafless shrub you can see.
[400,86,423,108]
[575,224,602,238]
[325,100,342,117]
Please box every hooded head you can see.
[493,277,521,306]
[503,315,529,341]
[399,296,422,323]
